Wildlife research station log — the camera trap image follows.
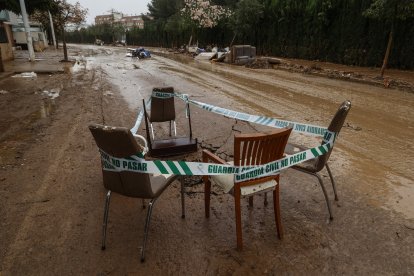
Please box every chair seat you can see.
[211,162,277,196]
[149,137,198,157]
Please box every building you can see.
[12,22,48,51]
[94,12,123,25]
[0,10,48,53]
[95,13,144,29]
[0,10,15,61]
[120,15,144,30]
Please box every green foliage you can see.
[231,0,264,34]
[363,0,414,20]
[66,0,414,69]
[0,0,55,14]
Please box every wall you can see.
[0,22,14,61]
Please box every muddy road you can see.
[1,44,413,275]
[75,44,414,218]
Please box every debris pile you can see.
[126,47,151,59]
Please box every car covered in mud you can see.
[126,47,151,59]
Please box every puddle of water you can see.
[40,100,54,118]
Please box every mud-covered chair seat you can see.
[203,128,292,250]
[89,123,182,262]
[285,100,351,220]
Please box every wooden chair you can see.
[89,123,184,262]
[203,128,292,250]
[143,86,197,157]
[285,100,351,219]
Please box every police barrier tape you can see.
[108,91,337,183]
[100,131,333,184]
[151,91,327,137]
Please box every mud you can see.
[0,45,413,275]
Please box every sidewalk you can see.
[1,48,69,80]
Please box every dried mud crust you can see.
[244,57,414,93]
[268,60,414,93]
[1,47,413,275]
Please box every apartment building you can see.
[95,13,144,29]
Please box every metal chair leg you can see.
[169,121,172,136]
[315,174,333,220]
[150,123,155,140]
[102,190,112,250]
[141,198,157,262]
[264,192,268,206]
[325,163,338,201]
[180,176,186,218]
[173,120,177,136]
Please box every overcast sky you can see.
[68,0,152,25]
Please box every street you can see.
[0,44,413,274]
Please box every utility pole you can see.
[19,0,35,61]
[48,10,57,50]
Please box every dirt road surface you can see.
[1,45,413,275]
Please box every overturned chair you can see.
[143,86,197,157]
[89,123,184,262]
[203,128,292,250]
[285,100,351,220]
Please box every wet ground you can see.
[0,45,413,275]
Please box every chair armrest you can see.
[202,149,226,164]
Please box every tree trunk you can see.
[380,27,393,77]
[230,33,236,47]
[0,47,4,72]
[62,29,68,61]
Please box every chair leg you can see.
[142,198,145,209]
[169,121,172,136]
[141,198,157,262]
[315,174,334,220]
[101,190,111,250]
[180,176,186,218]
[264,192,268,206]
[150,123,155,140]
[234,188,243,250]
[325,163,338,201]
[248,196,253,207]
[273,185,283,239]
[203,176,211,218]
[173,120,177,136]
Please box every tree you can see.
[230,0,264,47]
[364,0,414,77]
[0,0,54,14]
[33,0,87,61]
[181,0,232,28]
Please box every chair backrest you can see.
[89,123,155,198]
[234,128,292,185]
[315,100,351,171]
[150,86,176,122]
